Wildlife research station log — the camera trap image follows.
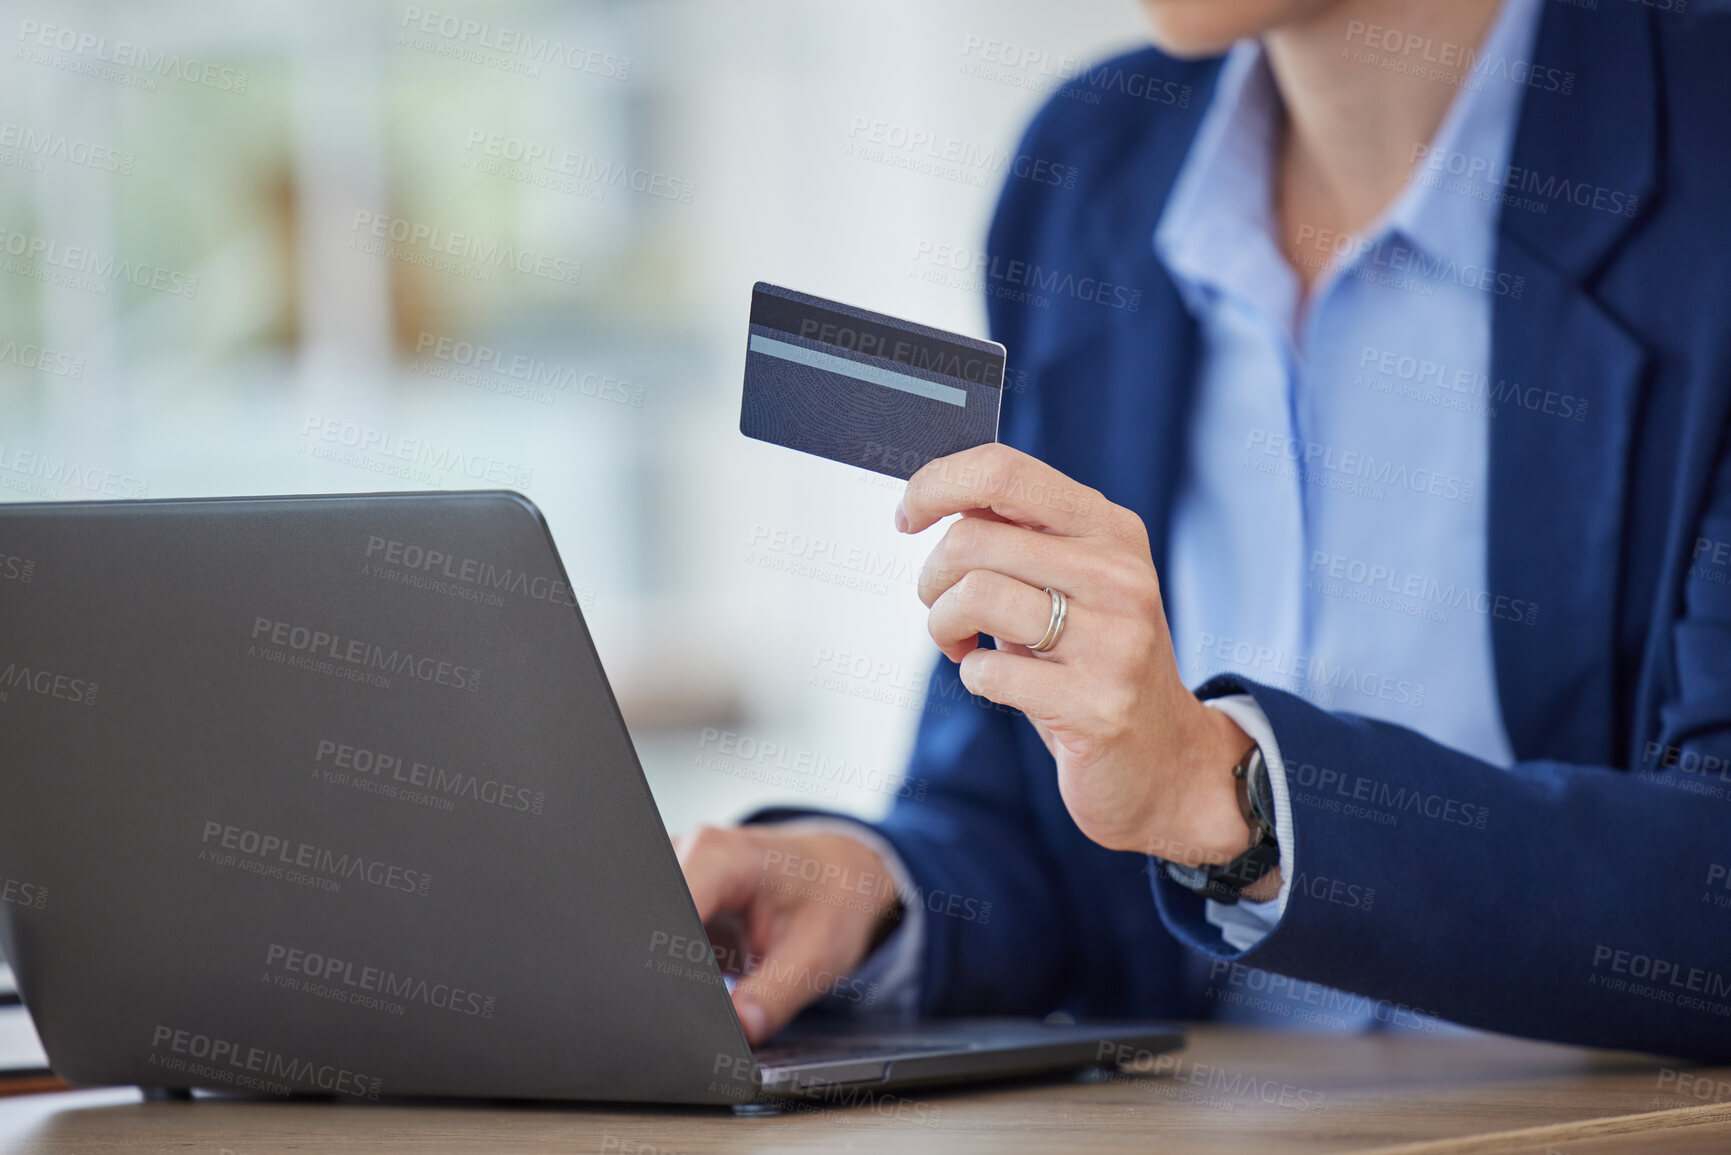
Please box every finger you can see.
[703,910,750,977]
[897,443,1107,537]
[917,515,1095,608]
[928,569,1056,663]
[956,646,1071,723]
[674,825,765,927]
[731,916,848,1044]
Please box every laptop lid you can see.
[0,492,757,1104]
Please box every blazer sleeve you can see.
[1148,439,1731,1061]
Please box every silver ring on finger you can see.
[1030,586,1068,654]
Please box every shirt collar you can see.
[1384,0,1544,274]
[1154,0,1545,316]
[1155,41,1295,330]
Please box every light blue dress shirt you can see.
[833,0,1543,1027]
[1163,0,1540,968]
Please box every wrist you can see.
[1156,702,1258,867]
[793,830,906,953]
[795,831,901,918]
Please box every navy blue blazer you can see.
[837,2,1731,1060]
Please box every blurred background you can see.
[0,0,1149,839]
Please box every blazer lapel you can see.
[1010,244,1199,575]
[1004,72,1214,579]
[1488,2,1658,762]
[1101,266,1200,577]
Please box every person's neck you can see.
[1265,0,1504,290]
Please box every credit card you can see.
[740,282,1005,480]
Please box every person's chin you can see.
[1145,21,1244,59]
[1140,0,1286,59]
[1147,30,1239,59]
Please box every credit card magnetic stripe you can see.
[746,334,968,407]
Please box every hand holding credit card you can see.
[740,282,1006,479]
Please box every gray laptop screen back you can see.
[0,492,755,1103]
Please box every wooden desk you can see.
[0,1027,1728,1154]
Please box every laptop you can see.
[0,492,1181,1109]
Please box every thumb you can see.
[731,913,852,1045]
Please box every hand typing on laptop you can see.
[674,825,901,1044]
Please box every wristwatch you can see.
[1163,744,1280,905]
